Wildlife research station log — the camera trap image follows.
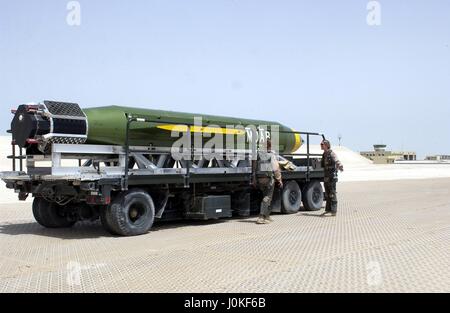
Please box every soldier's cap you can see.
[321,140,331,148]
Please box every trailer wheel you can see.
[281,181,302,214]
[103,189,155,236]
[302,181,324,211]
[32,198,76,228]
[99,206,116,234]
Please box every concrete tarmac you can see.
[0,178,449,293]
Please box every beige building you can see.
[360,144,416,164]
[425,155,450,161]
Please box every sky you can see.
[0,0,449,158]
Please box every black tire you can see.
[32,198,76,228]
[100,206,117,235]
[103,189,155,236]
[302,181,324,211]
[281,181,302,214]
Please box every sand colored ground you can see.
[0,178,449,292]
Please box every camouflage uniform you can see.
[255,151,282,219]
[321,150,342,213]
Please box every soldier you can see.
[252,139,283,224]
[320,139,344,216]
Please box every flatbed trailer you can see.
[2,112,326,236]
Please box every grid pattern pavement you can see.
[0,178,449,292]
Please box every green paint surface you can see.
[83,106,301,153]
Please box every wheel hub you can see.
[129,207,139,220]
[312,190,320,202]
[289,191,298,204]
